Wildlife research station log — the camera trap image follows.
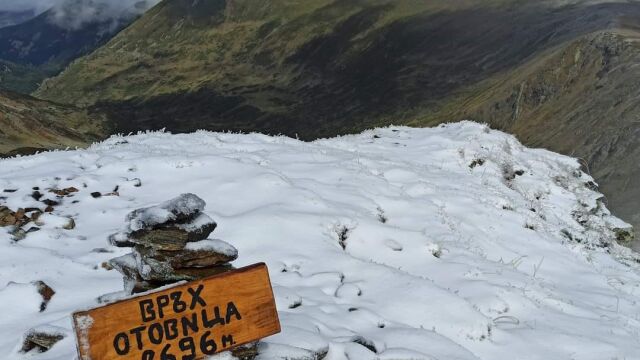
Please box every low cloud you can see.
[0,0,56,13]
[0,0,160,29]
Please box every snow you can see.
[184,238,238,256]
[33,214,74,229]
[0,282,45,324]
[176,212,217,232]
[0,121,638,359]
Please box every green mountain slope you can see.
[0,90,109,157]
[37,0,631,130]
[34,0,640,233]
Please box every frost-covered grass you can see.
[0,121,638,359]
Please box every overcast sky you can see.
[0,0,56,12]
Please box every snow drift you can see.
[0,121,638,359]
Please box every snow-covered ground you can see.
[1,121,639,360]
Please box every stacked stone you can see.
[107,193,238,295]
[106,194,259,359]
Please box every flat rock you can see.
[128,213,217,250]
[134,252,234,281]
[125,193,207,232]
[108,254,172,294]
[135,239,237,268]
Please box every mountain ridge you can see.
[27,0,640,233]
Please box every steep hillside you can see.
[0,60,55,94]
[0,3,147,93]
[33,0,640,232]
[411,30,640,238]
[37,0,635,131]
[0,90,109,157]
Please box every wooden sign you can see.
[73,263,280,360]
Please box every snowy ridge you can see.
[0,121,638,359]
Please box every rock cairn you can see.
[106,193,258,359]
[107,193,238,295]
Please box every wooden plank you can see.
[73,263,280,360]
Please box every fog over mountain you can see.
[0,0,159,29]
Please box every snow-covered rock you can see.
[109,194,218,250]
[184,238,238,256]
[0,122,638,359]
[125,193,206,232]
